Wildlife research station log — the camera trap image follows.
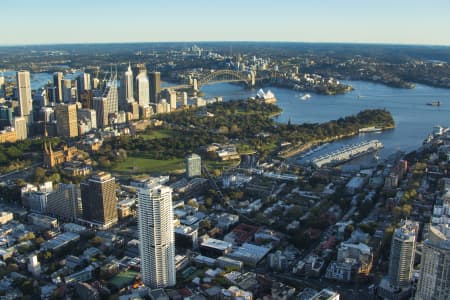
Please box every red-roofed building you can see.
[224,223,260,245]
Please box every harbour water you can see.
[7,71,450,161]
[200,81,450,160]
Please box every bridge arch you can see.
[197,70,253,88]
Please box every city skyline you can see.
[2,0,450,46]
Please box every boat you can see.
[359,126,383,133]
[427,100,441,106]
[300,93,311,100]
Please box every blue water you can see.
[1,71,80,90]
[200,81,450,158]
[5,71,449,158]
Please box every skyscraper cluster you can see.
[0,64,164,144]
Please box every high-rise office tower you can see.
[415,225,450,300]
[92,97,108,128]
[138,184,176,288]
[80,172,117,229]
[133,63,147,99]
[149,72,161,104]
[186,153,201,178]
[53,72,64,103]
[16,71,33,124]
[62,79,73,103]
[54,103,78,138]
[136,73,150,108]
[77,72,91,92]
[104,74,119,116]
[120,64,135,111]
[47,183,81,221]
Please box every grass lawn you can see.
[139,129,175,140]
[111,156,185,175]
[109,271,138,288]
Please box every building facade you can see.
[138,184,176,288]
[55,103,78,138]
[80,172,117,228]
[136,73,150,108]
[47,183,81,221]
[186,153,202,178]
[149,72,161,104]
[16,70,33,124]
[53,72,64,103]
[388,220,418,289]
[415,227,450,299]
[120,63,135,111]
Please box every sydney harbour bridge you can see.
[167,69,257,91]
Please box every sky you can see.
[2,0,450,46]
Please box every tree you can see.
[344,224,355,240]
[33,167,47,183]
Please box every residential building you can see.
[80,172,117,228]
[47,183,81,221]
[379,220,418,300]
[138,184,176,288]
[388,220,418,288]
[415,225,450,300]
[186,153,201,178]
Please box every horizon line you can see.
[1,40,450,48]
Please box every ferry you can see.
[300,93,312,100]
[359,126,383,133]
[427,100,441,106]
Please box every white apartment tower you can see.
[138,185,176,288]
[16,70,33,123]
[388,220,418,288]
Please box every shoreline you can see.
[280,125,395,159]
